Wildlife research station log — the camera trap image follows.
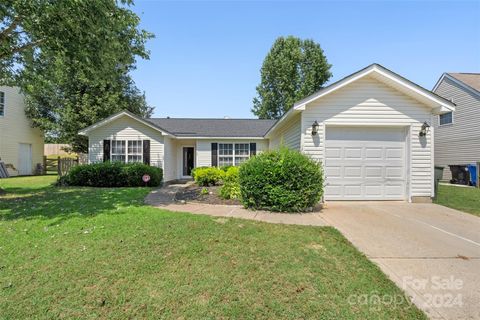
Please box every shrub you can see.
[193,167,225,186]
[220,166,241,200]
[219,165,233,172]
[59,162,163,187]
[239,148,323,212]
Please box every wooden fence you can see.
[43,156,79,176]
[44,144,73,156]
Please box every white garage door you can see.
[325,126,407,200]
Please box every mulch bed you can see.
[174,184,241,206]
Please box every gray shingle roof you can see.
[145,118,276,137]
[448,73,480,93]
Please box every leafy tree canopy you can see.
[252,36,332,119]
[0,0,153,152]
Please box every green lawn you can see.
[435,184,480,217]
[0,176,425,319]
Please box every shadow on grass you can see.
[0,182,151,224]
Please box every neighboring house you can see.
[80,64,455,202]
[432,73,480,181]
[0,86,44,176]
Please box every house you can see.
[79,64,455,202]
[0,86,44,176]
[432,73,480,181]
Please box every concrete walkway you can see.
[145,183,328,226]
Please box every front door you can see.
[182,147,194,176]
[18,143,32,175]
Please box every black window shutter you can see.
[250,143,256,156]
[211,143,218,167]
[103,140,110,162]
[143,140,150,165]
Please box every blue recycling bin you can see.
[467,164,477,186]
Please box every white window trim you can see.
[0,91,5,117]
[439,111,454,126]
[127,140,143,163]
[218,143,250,166]
[111,139,143,163]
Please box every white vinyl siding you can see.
[0,86,44,176]
[433,77,480,181]
[162,137,178,182]
[87,115,164,169]
[301,76,434,199]
[269,113,301,150]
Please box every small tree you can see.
[0,0,154,152]
[252,36,332,119]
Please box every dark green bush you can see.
[220,166,241,200]
[59,162,163,187]
[239,148,323,212]
[193,167,225,186]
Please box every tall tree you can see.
[0,0,153,152]
[252,36,332,119]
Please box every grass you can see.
[0,176,425,319]
[435,184,480,217]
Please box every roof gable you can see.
[433,73,480,98]
[294,64,455,114]
[78,111,173,136]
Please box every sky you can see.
[130,0,480,119]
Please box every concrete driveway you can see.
[321,202,480,320]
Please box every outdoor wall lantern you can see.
[311,120,320,136]
[419,121,430,137]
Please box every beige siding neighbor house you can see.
[80,64,454,202]
[0,86,44,176]
[432,73,480,181]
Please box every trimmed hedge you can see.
[239,148,323,212]
[58,162,163,187]
[220,166,241,200]
[193,167,225,186]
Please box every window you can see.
[218,143,233,166]
[111,140,143,163]
[111,140,126,162]
[127,140,143,163]
[439,112,453,125]
[234,143,250,165]
[0,91,4,116]
[218,143,250,166]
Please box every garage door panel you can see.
[385,166,403,178]
[386,148,404,159]
[345,148,362,159]
[365,166,383,178]
[344,185,362,197]
[325,166,341,177]
[325,127,406,200]
[344,166,362,177]
[326,148,342,159]
[365,148,382,159]
[365,184,382,196]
